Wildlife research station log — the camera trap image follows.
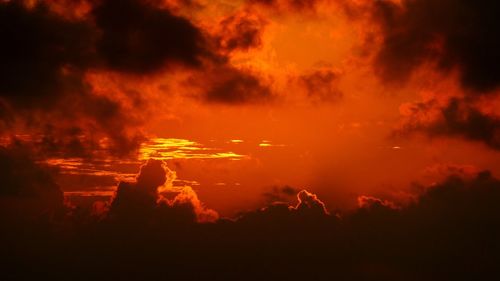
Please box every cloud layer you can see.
[2,154,500,280]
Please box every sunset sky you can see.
[1,0,500,280]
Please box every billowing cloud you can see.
[339,0,500,150]
[397,97,500,149]
[0,0,276,160]
[372,0,500,93]
[262,185,298,203]
[357,195,398,210]
[2,1,500,279]
[3,160,500,280]
[92,0,209,74]
[214,9,267,53]
[202,66,272,104]
[109,159,218,223]
[297,68,342,103]
[294,189,329,215]
[0,0,94,109]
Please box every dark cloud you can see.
[397,98,500,149]
[0,145,64,223]
[109,159,216,224]
[0,1,148,156]
[298,69,342,102]
[3,163,500,280]
[0,0,273,162]
[92,0,208,74]
[357,195,398,210]
[294,189,329,215]
[0,0,213,79]
[247,0,320,12]
[263,185,298,203]
[110,159,177,222]
[0,145,60,199]
[372,0,500,93]
[215,10,267,53]
[202,66,272,104]
[0,1,94,109]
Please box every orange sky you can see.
[4,2,500,280]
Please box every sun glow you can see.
[139,138,247,161]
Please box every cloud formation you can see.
[0,1,94,109]
[0,145,63,224]
[0,0,275,158]
[109,159,218,224]
[297,69,342,103]
[372,0,500,93]
[2,156,500,280]
[397,97,500,149]
[93,0,208,73]
[214,9,267,53]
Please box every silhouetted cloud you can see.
[109,159,217,224]
[0,0,275,159]
[0,145,63,224]
[397,97,500,149]
[294,189,329,215]
[92,0,209,74]
[372,0,500,93]
[263,185,298,203]
[2,160,500,280]
[248,0,321,12]
[0,1,94,109]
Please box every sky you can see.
[1,0,500,280]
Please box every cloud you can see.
[3,161,500,280]
[236,189,330,231]
[92,0,209,74]
[0,0,151,156]
[262,185,298,203]
[247,0,321,12]
[357,195,398,210]
[294,189,329,215]
[0,0,275,162]
[297,69,343,103]
[0,145,64,223]
[214,9,267,53]
[0,0,94,109]
[109,159,218,224]
[334,0,500,149]
[397,97,500,149]
[195,65,272,104]
[372,0,500,93]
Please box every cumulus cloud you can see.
[3,162,500,280]
[294,189,329,215]
[109,159,218,224]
